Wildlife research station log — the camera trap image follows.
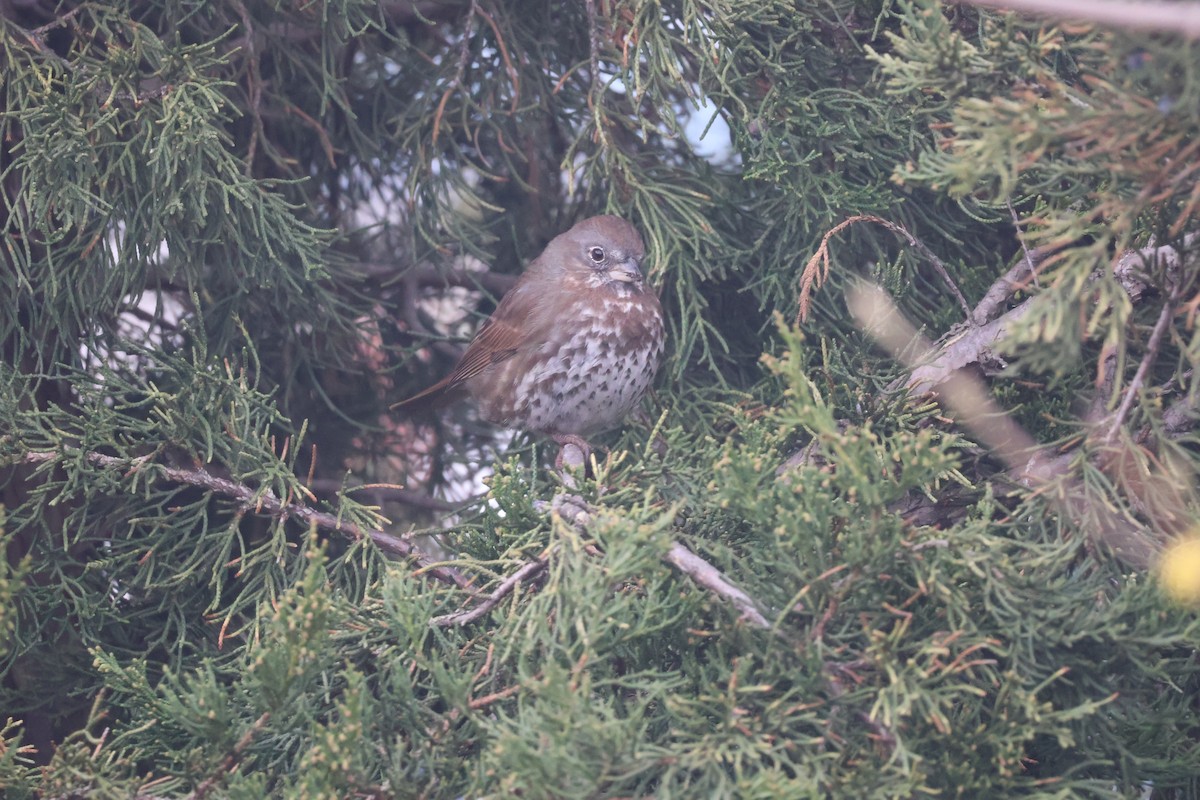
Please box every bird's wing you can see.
[392,280,536,408]
[441,304,525,385]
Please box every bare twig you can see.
[430,553,549,627]
[1106,290,1180,443]
[21,450,471,589]
[664,541,770,628]
[1006,199,1042,289]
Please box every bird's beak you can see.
[610,258,643,284]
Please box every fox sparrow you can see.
[396,215,665,456]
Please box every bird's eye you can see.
[588,246,606,264]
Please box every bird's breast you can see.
[467,291,664,438]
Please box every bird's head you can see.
[537,215,648,294]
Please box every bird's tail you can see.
[390,376,466,412]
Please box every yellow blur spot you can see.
[1159,537,1200,605]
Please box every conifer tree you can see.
[2,1,1200,796]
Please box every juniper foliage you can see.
[2,1,1200,797]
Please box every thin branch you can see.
[231,0,265,174]
[958,0,1200,39]
[307,478,459,512]
[21,450,472,589]
[468,679,528,710]
[664,541,770,628]
[1006,199,1041,289]
[585,0,601,86]
[430,554,548,627]
[1106,290,1179,443]
[284,101,336,168]
[432,0,479,144]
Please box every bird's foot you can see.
[553,434,591,469]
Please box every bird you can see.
[394,215,665,463]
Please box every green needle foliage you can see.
[3,0,1200,797]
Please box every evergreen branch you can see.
[959,0,1200,38]
[20,450,471,589]
[6,17,176,106]
[187,711,271,800]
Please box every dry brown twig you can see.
[797,215,972,326]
